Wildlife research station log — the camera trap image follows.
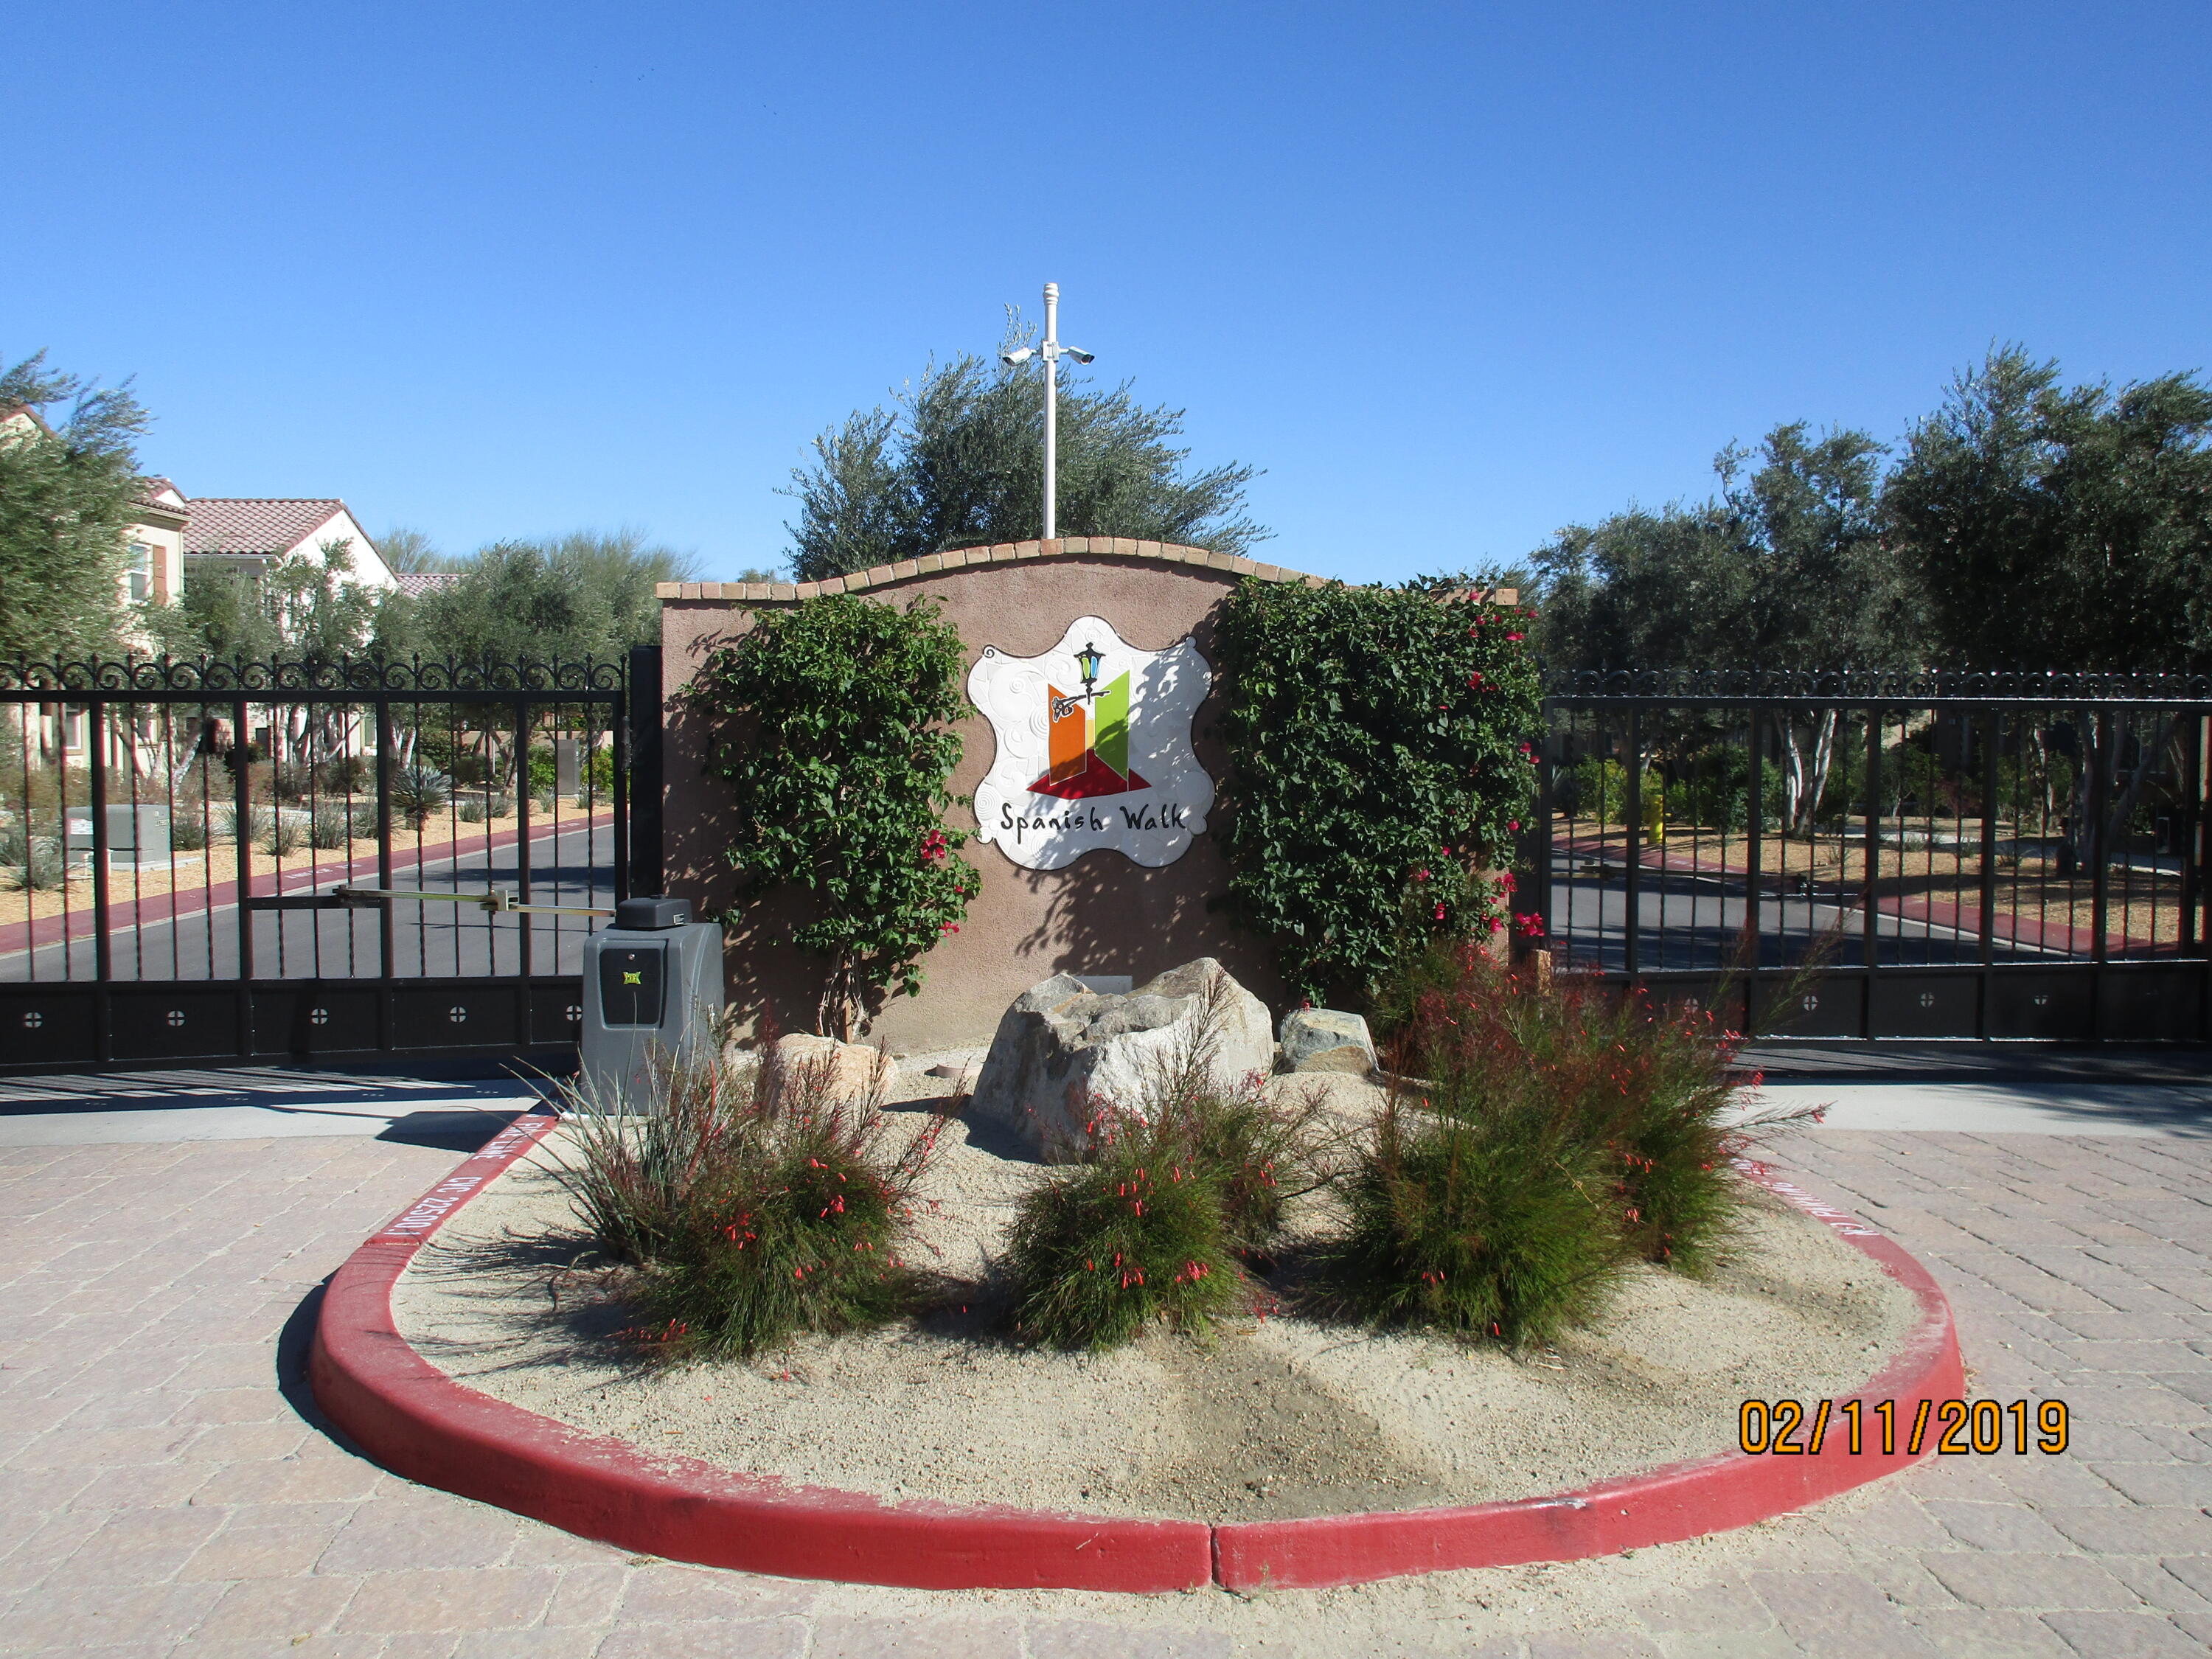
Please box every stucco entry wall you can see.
[658,541,1323,1051]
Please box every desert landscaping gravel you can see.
[392,1069,1919,1523]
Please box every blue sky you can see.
[7,2,2208,584]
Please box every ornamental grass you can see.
[552,1032,943,1362]
[1322,1093,1626,1346]
[1403,943,1764,1273]
[1326,941,1809,1344]
[1004,976,1332,1350]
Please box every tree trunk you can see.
[1790,709,1839,835]
[2068,713,2097,869]
[819,950,855,1042]
[2028,726,2053,825]
[2092,714,2174,866]
[1782,719,1806,830]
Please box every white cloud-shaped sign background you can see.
[968,616,1214,870]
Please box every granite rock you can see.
[969,959,1273,1159]
[1279,1007,1377,1075]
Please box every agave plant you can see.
[386,767,451,830]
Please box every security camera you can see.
[999,347,1034,366]
[1063,346,1095,365]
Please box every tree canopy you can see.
[785,316,1267,580]
[140,539,386,665]
[378,529,695,664]
[1534,422,1924,672]
[1884,347,2212,671]
[1532,348,2212,674]
[0,349,150,659]
[141,526,695,666]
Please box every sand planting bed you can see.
[392,1070,1919,1526]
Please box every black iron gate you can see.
[0,647,663,1074]
[1536,672,2212,1042]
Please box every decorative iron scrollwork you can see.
[0,656,627,695]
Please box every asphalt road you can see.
[1545,867,2081,972]
[1,819,616,984]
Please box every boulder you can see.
[969,959,1273,1159]
[1279,1008,1376,1075]
[728,1033,891,1105]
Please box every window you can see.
[127,543,153,603]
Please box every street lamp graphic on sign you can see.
[998,282,1094,541]
[1040,639,1147,799]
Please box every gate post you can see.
[1534,700,1555,953]
[1979,709,2000,1039]
[1623,708,1642,980]
[233,693,254,1057]
[627,644,665,898]
[89,697,113,1063]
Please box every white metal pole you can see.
[1042,280,1059,543]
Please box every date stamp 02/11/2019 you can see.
[1739,1398,2070,1458]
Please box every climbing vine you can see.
[686,594,978,1040]
[1216,577,1542,1004]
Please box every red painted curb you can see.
[1210,1162,1964,1590]
[313,1130,1958,1593]
[308,1111,1212,1593]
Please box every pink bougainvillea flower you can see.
[1433,901,1447,920]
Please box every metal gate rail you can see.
[0,647,662,1073]
[1536,670,2212,1042]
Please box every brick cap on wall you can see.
[661,540,1319,604]
[657,541,1519,607]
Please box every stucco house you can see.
[2,405,391,607]
[124,479,189,607]
[175,493,396,590]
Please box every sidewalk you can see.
[0,1074,2205,1655]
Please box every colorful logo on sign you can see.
[1033,642,1150,799]
[968,616,1213,871]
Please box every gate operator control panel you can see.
[578,896,725,1108]
[597,942,667,1028]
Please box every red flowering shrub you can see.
[1329,946,1810,1345]
[1002,982,1329,1349]
[1003,1107,1242,1352]
[554,1034,945,1361]
[1216,577,1541,1004]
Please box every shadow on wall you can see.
[658,558,1290,1047]
[1012,849,1280,1006]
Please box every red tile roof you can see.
[182,498,353,557]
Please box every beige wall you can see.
[124,516,186,608]
[660,545,1305,1051]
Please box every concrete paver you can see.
[0,1101,2205,1653]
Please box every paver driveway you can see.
[0,1116,2208,1656]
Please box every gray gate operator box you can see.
[578,896,725,1110]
